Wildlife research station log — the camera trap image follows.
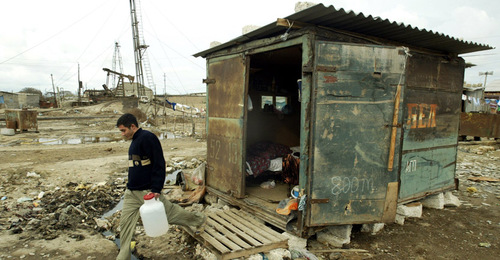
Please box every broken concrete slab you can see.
[361,223,385,235]
[1,128,15,136]
[317,225,352,248]
[395,214,405,225]
[421,193,445,209]
[281,232,307,251]
[397,202,423,218]
[444,191,461,207]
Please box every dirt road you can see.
[0,102,499,259]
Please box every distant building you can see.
[0,91,39,109]
[121,82,154,100]
[462,85,488,113]
[485,80,500,99]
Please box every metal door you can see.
[307,42,406,226]
[398,54,464,201]
[205,54,248,198]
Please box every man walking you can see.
[116,113,205,260]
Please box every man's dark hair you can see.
[117,113,138,128]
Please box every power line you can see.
[0,1,110,65]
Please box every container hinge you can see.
[302,65,313,74]
[316,65,337,72]
[203,78,216,84]
[310,198,330,204]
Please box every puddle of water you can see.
[36,136,114,145]
[0,132,181,147]
[159,132,178,140]
[32,132,177,145]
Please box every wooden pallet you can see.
[184,208,288,259]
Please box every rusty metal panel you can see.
[206,55,247,198]
[207,56,247,119]
[399,54,463,201]
[5,109,38,132]
[459,112,500,138]
[307,42,405,226]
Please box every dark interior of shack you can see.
[244,45,303,201]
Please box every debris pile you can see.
[3,181,123,240]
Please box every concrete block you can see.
[395,214,405,225]
[421,193,445,209]
[268,248,291,260]
[361,223,385,234]
[295,2,317,12]
[242,25,260,34]
[397,202,422,218]
[282,232,307,251]
[1,128,15,136]
[317,225,352,248]
[247,254,263,260]
[443,191,461,207]
[204,193,218,205]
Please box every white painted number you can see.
[331,176,374,196]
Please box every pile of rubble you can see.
[4,181,123,240]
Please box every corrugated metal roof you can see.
[194,4,493,57]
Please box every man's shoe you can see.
[195,215,207,235]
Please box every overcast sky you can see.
[1,0,498,95]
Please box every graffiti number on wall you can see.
[405,159,417,173]
[209,139,239,165]
[331,176,374,196]
[228,142,238,164]
[406,103,438,129]
[209,139,221,160]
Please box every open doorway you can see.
[244,45,303,208]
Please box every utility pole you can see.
[78,63,83,105]
[51,74,58,108]
[164,73,166,116]
[479,71,494,88]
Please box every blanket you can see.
[246,141,292,177]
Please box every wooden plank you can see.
[183,209,289,260]
[207,186,288,231]
[381,182,399,222]
[210,213,263,246]
[207,218,253,249]
[199,231,231,254]
[224,210,280,243]
[230,209,286,239]
[388,84,402,171]
[216,211,272,244]
[204,226,242,251]
[221,239,288,260]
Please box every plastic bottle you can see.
[139,193,169,237]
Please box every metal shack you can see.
[194,4,492,236]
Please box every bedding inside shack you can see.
[244,45,303,211]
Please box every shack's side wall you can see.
[399,53,464,201]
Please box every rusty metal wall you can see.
[459,112,500,138]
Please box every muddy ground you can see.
[0,101,499,260]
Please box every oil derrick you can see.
[129,0,155,97]
[111,42,124,89]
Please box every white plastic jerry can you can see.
[139,193,169,237]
